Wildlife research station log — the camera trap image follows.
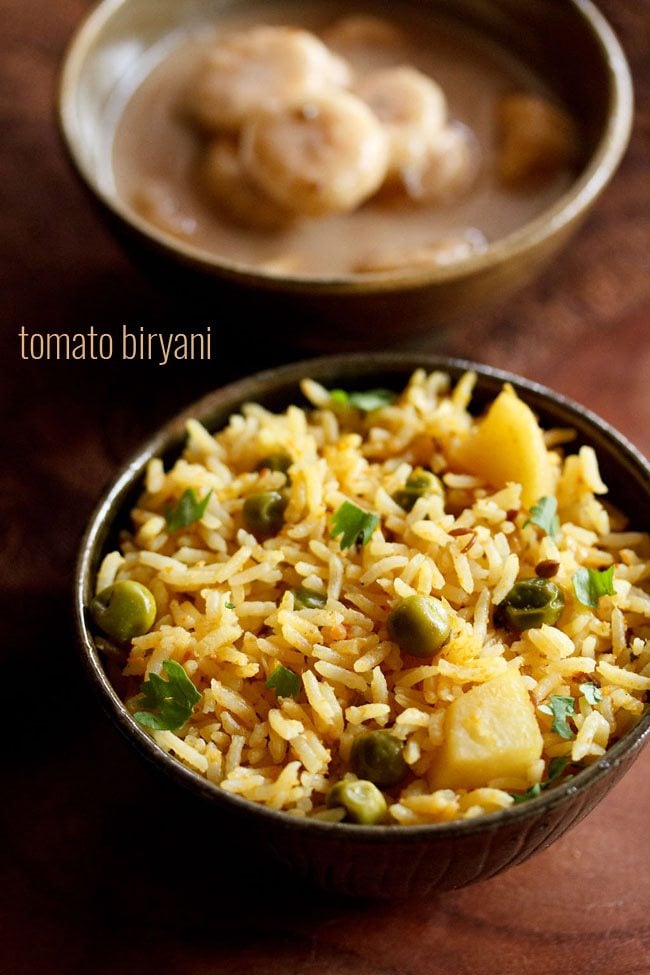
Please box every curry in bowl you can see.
[113,3,578,278]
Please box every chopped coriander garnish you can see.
[511,756,571,804]
[329,389,350,408]
[328,388,396,412]
[548,755,571,780]
[512,782,544,804]
[134,660,201,731]
[266,664,301,701]
[225,601,236,610]
[539,695,576,740]
[524,496,560,540]
[579,682,603,706]
[292,586,327,610]
[572,566,615,609]
[331,501,380,550]
[165,488,212,532]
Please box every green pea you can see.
[393,468,443,512]
[498,578,565,630]
[243,491,288,538]
[326,779,387,824]
[256,451,292,476]
[350,731,407,787]
[388,594,451,657]
[90,580,156,644]
[292,586,326,609]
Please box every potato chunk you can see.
[497,93,578,187]
[453,385,554,508]
[431,668,543,791]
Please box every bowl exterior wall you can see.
[259,742,640,896]
[91,203,580,349]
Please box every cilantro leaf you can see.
[292,586,327,609]
[572,566,615,609]
[579,682,603,706]
[524,496,560,540]
[329,389,350,407]
[328,388,395,412]
[511,782,544,804]
[165,488,212,532]
[266,664,301,700]
[511,756,571,804]
[225,602,235,610]
[331,501,380,549]
[134,660,201,731]
[548,756,570,780]
[539,695,576,739]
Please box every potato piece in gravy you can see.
[497,93,579,187]
[186,25,352,132]
[356,66,447,179]
[200,140,294,230]
[241,90,389,217]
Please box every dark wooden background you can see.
[2,1,649,972]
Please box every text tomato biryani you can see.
[90,370,650,825]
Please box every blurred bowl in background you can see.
[58,0,633,347]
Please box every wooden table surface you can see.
[2,1,649,971]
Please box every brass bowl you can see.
[74,353,650,897]
[59,0,633,347]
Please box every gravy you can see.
[112,3,576,278]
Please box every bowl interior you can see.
[75,353,650,842]
[59,0,633,291]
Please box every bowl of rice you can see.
[75,354,650,896]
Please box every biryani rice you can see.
[96,370,650,824]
